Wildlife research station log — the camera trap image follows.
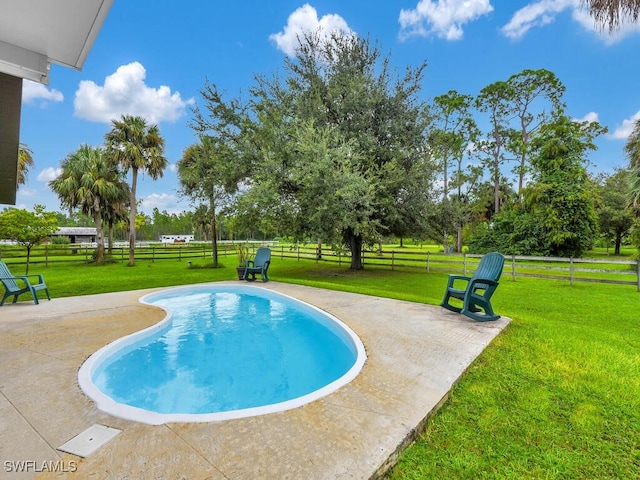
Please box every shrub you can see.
[51,236,71,245]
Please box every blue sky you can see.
[12,0,640,215]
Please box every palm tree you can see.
[192,204,211,241]
[625,119,640,208]
[17,143,34,188]
[625,119,640,167]
[103,195,130,254]
[104,114,167,266]
[582,0,640,30]
[49,145,129,265]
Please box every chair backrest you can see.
[0,261,20,291]
[253,247,271,267]
[471,252,504,282]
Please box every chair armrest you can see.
[468,277,499,290]
[25,274,45,283]
[446,274,471,288]
[0,275,32,285]
[245,260,255,268]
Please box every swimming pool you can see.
[78,284,366,424]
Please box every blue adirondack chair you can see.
[0,261,51,306]
[440,252,504,322]
[243,247,271,282]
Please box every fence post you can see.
[512,255,516,281]
[203,244,206,259]
[463,253,467,276]
[152,246,155,263]
[45,245,49,267]
[391,251,395,271]
[426,251,430,273]
[570,257,574,286]
[297,245,300,261]
[178,246,181,261]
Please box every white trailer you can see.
[160,235,194,244]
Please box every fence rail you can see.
[1,243,638,290]
[271,245,640,290]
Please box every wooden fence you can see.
[1,242,638,290]
[271,245,640,291]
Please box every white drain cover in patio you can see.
[58,424,122,457]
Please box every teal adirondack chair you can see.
[440,252,504,322]
[0,261,51,306]
[243,247,271,282]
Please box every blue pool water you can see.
[80,285,365,424]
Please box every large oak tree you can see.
[193,33,436,269]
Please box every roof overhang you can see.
[0,0,113,85]
[0,0,113,206]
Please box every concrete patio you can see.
[0,282,509,479]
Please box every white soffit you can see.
[0,0,113,84]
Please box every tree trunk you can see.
[128,168,138,266]
[346,228,364,270]
[615,231,622,255]
[210,196,218,267]
[494,157,500,215]
[443,155,448,199]
[94,198,105,265]
[518,153,525,200]
[107,222,113,254]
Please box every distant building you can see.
[52,227,97,244]
[161,234,194,244]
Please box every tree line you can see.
[183,32,640,268]
[4,29,640,269]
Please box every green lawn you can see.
[4,257,639,479]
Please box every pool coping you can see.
[0,281,509,479]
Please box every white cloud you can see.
[269,4,354,56]
[501,0,574,40]
[574,111,599,123]
[502,0,640,42]
[36,167,62,183]
[16,187,37,197]
[611,111,640,139]
[398,0,494,41]
[571,7,640,44]
[73,62,194,124]
[22,80,64,106]
[140,192,182,214]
